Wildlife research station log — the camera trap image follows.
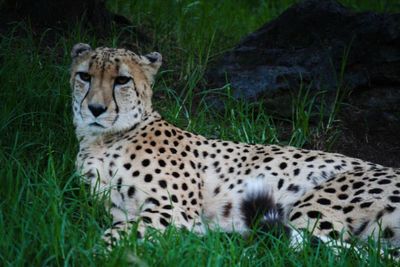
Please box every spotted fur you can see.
[70,44,400,252]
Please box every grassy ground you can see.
[1,0,400,266]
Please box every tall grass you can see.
[1,0,399,265]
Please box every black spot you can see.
[293,168,300,176]
[117,178,122,191]
[132,170,140,177]
[303,194,314,202]
[340,184,349,191]
[171,195,178,203]
[324,188,336,193]
[141,216,152,224]
[290,212,302,221]
[337,177,346,182]
[307,210,323,219]
[386,205,396,213]
[317,198,331,205]
[343,206,354,214]
[383,227,395,239]
[142,159,150,167]
[279,162,287,170]
[214,187,220,195]
[354,189,365,196]
[154,130,161,136]
[319,221,333,230]
[263,157,273,163]
[334,165,342,170]
[360,202,373,208]
[182,183,188,191]
[368,188,383,194]
[144,174,153,182]
[158,160,166,167]
[389,196,400,203]
[146,197,160,206]
[277,179,284,190]
[352,182,365,189]
[181,212,188,221]
[287,184,300,192]
[338,194,348,200]
[123,163,131,170]
[159,218,170,227]
[353,221,369,235]
[305,156,317,162]
[128,186,135,197]
[161,212,171,219]
[172,172,180,178]
[378,179,391,185]
[164,130,172,137]
[350,197,362,203]
[293,154,302,159]
[159,180,167,188]
[223,202,232,217]
[130,154,136,160]
[293,200,301,207]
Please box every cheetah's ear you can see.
[139,52,162,84]
[71,43,92,58]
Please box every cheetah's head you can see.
[70,43,162,136]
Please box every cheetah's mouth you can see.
[89,122,106,128]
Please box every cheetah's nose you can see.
[88,104,107,117]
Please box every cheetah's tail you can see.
[241,178,291,238]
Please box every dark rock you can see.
[206,0,400,103]
[205,0,400,167]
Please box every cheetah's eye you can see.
[115,76,131,85]
[77,72,91,82]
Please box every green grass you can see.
[1,0,400,266]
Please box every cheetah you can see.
[70,43,400,253]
